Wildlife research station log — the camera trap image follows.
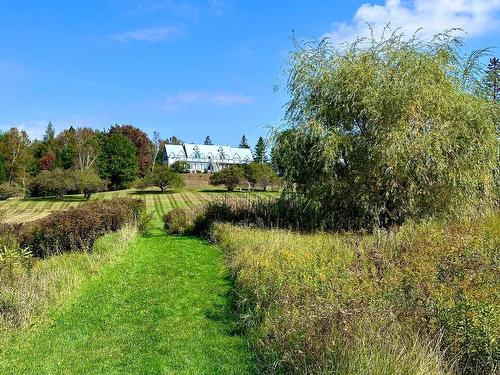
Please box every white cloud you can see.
[164,90,254,110]
[0,121,48,140]
[325,0,500,44]
[110,26,182,42]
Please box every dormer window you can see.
[217,147,225,160]
[193,146,201,159]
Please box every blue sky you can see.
[1,0,499,147]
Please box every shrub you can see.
[0,182,23,200]
[213,212,500,375]
[163,206,204,235]
[0,198,145,258]
[190,194,325,236]
[27,169,75,198]
[172,160,190,173]
[209,166,244,191]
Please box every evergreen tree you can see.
[43,122,56,144]
[239,135,250,148]
[165,136,183,145]
[485,57,499,101]
[204,136,213,145]
[254,136,267,163]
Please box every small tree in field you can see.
[209,166,244,191]
[146,165,185,192]
[256,163,277,191]
[244,162,277,191]
[77,169,102,199]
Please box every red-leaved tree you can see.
[109,125,152,176]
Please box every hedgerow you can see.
[0,198,145,258]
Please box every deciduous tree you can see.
[209,166,244,191]
[145,165,184,192]
[0,128,31,184]
[97,133,139,189]
[278,29,499,229]
[110,125,152,176]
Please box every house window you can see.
[218,147,225,160]
[192,146,201,159]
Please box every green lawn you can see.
[0,227,255,374]
[0,188,276,223]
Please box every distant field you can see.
[0,189,276,224]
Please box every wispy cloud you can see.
[164,90,254,111]
[0,121,49,140]
[208,0,226,16]
[110,26,182,42]
[325,0,500,44]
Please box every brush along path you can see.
[0,229,255,374]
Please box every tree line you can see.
[0,123,274,199]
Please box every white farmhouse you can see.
[163,143,253,172]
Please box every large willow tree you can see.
[275,30,499,229]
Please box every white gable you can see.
[164,144,185,158]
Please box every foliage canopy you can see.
[274,30,500,229]
[145,165,184,192]
[209,166,244,191]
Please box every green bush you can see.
[163,206,204,235]
[28,169,75,198]
[172,160,190,173]
[190,195,326,236]
[213,212,500,375]
[0,182,23,200]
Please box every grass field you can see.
[0,229,255,374]
[0,188,276,224]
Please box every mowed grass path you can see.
[0,189,276,223]
[0,230,255,374]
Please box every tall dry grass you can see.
[213,212,499,374]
